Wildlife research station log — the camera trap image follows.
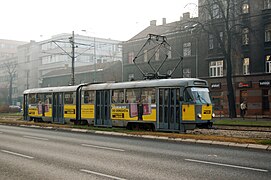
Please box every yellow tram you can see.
[23,78,214,132]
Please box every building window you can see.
[218,32,223,48]
[144,50,148,62]
[266,61,271,73]
[243,58,250,75]
[183,42,191,56]
[128,52,134,64]
[209,3,221,19]
[266,55,271,73]
[242,3,249,14]
[26,55,30,63]
[265,24,271,42]
[183,68,191,78]
[209,60,223,77]
[242,28,249,45]
[209,34,214,49]
[264,0,271,9]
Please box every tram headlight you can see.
[197,113,202,119]
[212,113,215,118]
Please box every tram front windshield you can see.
[184,87,212,104]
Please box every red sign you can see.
[238,81,252,88]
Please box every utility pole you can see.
[93,37,96,82]
[70,31,75,86]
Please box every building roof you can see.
[42,61,121,78]
[127,15,199,42]
[128,21,180,41]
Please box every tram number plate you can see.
[203,110,211,114]
[112,113,125,118]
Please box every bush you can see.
[0,105,10,113]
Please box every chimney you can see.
[150,20,157,26]
[183,12,190,20]
[162,18,166,25]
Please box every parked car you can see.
[9,105,22,113]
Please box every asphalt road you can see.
[0,125,270,180]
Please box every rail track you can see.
[190,125,271,139]
[213,125,271,132]
[1,115,271,139]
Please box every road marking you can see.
[23,135,49,141]
[81,144,125,152]
[208,154,218,157]
[80,169,126,180]
[1,150,34,159]
[185,159,268,172]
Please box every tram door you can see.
[52,93,64,123]
[95,90,111,127]
[158,88,180,131]
[23,94,29,121]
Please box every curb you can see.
[5,124,271,151]
[41,126,271,151]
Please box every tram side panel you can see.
[181,104,213,120]
[111,103,156,126]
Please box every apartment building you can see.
[122,0,271,117]
[0,39,26,105]
[15,33,122,104]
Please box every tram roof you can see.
[83,78,208,90]
[23,78,208,94]
[23,85,79,94]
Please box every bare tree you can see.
[4,61,17,105]
[0,87,9,105]
[193,0,247,118]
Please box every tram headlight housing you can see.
[197,113,202,119]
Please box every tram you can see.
[23,78,214,132]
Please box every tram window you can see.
[112,89,124,103]
[83,91,89,103]
[45,94,52,104]
[29,94,37,104]
[37,94,44,103]
[184,87,211,104]
[141,88,155,103]
[184,90,193,102]
[83,91,95,104]
[64,92,76,104]
[126,89,141,103]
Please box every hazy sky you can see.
[1,0,198,42]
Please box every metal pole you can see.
[195,37,198,78]
[71,31,75,85]
[94,37,96,82]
